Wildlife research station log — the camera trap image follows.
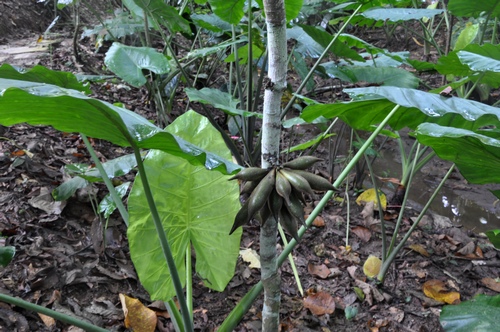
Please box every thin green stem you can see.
[277,223,303,296]
[378,165,455,282]
[81,134,129,225]
[0,293,109,332]
[280,3,364,119]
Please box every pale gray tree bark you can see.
[260,0,287,330]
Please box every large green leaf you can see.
[320,64,419,88]
[301,87,500,132]
[128,111,242,300]
[448,0,500,19]
[299,25,365,61]
[0,247,15,267]
[286,0,304,21]
[129,0,192,34]
[0,64,90,93]
[287,26,324,58]
[362,7,444,22]
[186,87,262,118]
[485,229,500,248]
[440,294,500,332]
[0,79,240,175]
[436,43,500,88]
[208,0,245,25]
[415,123,500,184]
[104,43,170,88]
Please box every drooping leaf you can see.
[208,0,245,25]
[0,63,90,93]
[186,36,248,59]
[299,25,365,61]
[99,182,131,219]
[448,0,500,19]
[0,246,15,267]
[128,111,242,300]
[287,26,325,58]
[0,79,240,175]
[440,294,500,332]
[361,7,444,22]
[320,64,419,88]
[454,23,479,50]
[415,123,500,184]
[191,13,233,33]
[105,43,170,88]
[285,133,335,153]
[186,87,262,118]
[129,0,192,34]
[301,86,500,133]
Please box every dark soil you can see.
[1,4,500,332]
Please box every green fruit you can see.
[247,168,276,221]
[284,191,305,225]
[279,207,299,241]
[282,156,322,170]
[230,199,250,235]
[241,181,258,195]
[279,168,314,195]
[290,170,335,192]
[275,170,292,205]
[229,167,270,182]
[267,189,283,222]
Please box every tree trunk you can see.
[260,0,287,330]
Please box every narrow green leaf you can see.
[105,43,170,88]
[454,23,479,50]
[128,111,242,300]
[285,133,335,153]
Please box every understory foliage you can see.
[1,0,500,331]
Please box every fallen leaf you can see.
[456,242,483,259]
[388,306,404,323]
[239,248,261,269]
[481,277,500,292]
[312,215,325,227]
[38,313,56,327]
[422,280,461,304]
[303,291,335,315]
[308,263,331,279]
[356,188,387,210]
[352,226,371,242]
[119,294,157,332]
[407,244,430,257]
[363,255,381,278]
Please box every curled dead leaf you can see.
[308,263,331,279]
[119,294,157,332]
[422,280,461,304]
[303,291,335,316]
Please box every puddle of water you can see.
[372,150,500,233]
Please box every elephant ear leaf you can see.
[127,111,242,301]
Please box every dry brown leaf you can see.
[407,243,430,257]
[368,318,390,332]
[388,306,405,323]
[119,294,157,332]
[312,215,325,227]
[303,291,336,316]
[308,263,331,279]
[456,242,484,259]
[422,280,461,304]
[481,277,500,292]
[351,226,372,242]
[38,313,56,327]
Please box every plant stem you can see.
[377,164,455,282]
[0,293,109,332]
[132,146,193,332]
[81,134,129,225]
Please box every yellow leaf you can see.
[408,244,430,257]
[119,294,157,332]
[239,248,261,269]
[363,255,382,278]
[356,188,386,210]
[422,280,461,304]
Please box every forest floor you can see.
[1,5,500,332]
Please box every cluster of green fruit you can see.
[229,156,335,240]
